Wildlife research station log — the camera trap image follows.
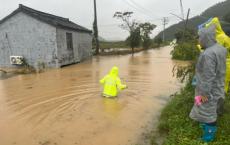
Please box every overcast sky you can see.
[0,0,225,40]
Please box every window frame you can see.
[66,32,73,51]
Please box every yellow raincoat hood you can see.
[109,66,119,77]
[198,17,230,93]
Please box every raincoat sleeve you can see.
[116,77,127,90]
[198,54,217,97]
[100,75,107,85]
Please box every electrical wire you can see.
[122,0,161,19]
[128,0,159,17]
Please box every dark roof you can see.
[0,4,92,33]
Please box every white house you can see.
[0,4,92,68]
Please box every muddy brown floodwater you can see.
[0,46,185,145]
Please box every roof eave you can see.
[0,8,21,25]
[0,5,92,34]
[56,25,92,34]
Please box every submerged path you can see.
[0,46,184,145]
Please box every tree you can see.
[154,37,163,47]
[139,22,156,49]
[174,28,196,42]
[114,11,141,54]
[224,12,230,36]
[126,28,141,51]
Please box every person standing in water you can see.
[100,66,127,98]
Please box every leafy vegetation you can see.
[139,22,156,49]
[99,41,128,49]
[113,11,156,54]
[171,29,200,61]
[224,12,230,36]
[171,42,200,61]
[153,81,230,145]
[151,6,230,144]
[113,11,141,54]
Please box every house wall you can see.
[0,12,58,68]
[56,28,92,66]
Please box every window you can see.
[66,33,73,50]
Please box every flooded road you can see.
[0,46,183,145]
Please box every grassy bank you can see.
[100,41,128,49]
[99,41,168,55]
[153,82,230,145]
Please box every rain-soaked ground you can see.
[0,46,185,145]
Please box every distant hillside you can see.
[156,0,230,40]
[99,36,107,42]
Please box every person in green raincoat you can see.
[100,66,127,98]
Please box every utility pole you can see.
[162,17,169,42]
[182,8,190,40]
[180,0,185,20]
[93,0,100,55]
[184,8,190,31]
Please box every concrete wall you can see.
[56,28,92,66]
[0,12,58,68]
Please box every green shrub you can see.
[171,42,200,61]
[156,82,230,145]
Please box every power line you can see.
[128,0,159,17]
[180,0,185,20]
[122,0,161,19]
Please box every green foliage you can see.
[114,12,157,51]
[171,42,200,61]
[139,22,156,49]
[99,41,128,49]
[152,3,230,144]
[223,12,230,36]
[171,28,200,61]
[224,11,230,23]
[126,27,141,51]
[113,11,138,32]
[175,29,197,42]
[21,59,36,73]
[172,62,195,83]
[201,0,230,18]
[114,11,141,53]
[171,28,199,84]
[156,82,230,145]
[153,37,163,47]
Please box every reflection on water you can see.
[0,46,185,145]
[102,98,123,119]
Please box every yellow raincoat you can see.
[198,17,230,93]
[100,66,127,97]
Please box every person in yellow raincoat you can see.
[197,17,230,117]
[198,17,230,93]
[100,66,127,98]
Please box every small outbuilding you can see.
[0,4,92,68]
